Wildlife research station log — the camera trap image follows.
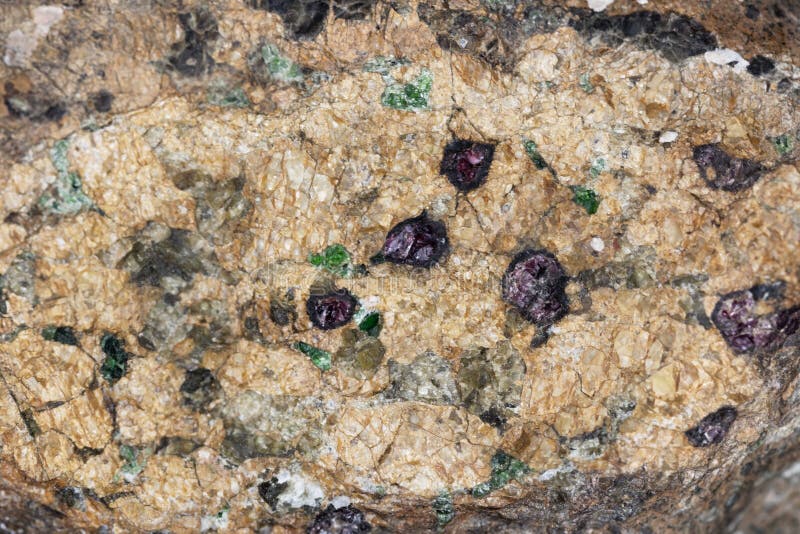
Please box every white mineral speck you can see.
[704,48,749,73]
[590,237,605,252]
[659,131,678,143]
[275,469,325,509]
[588,0,615,12]
[330,495,351,509]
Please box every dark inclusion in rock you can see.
[685,406,737,447]
[90,90,114,113]
[119,227,221,288]
[307,288,357,330]
[180,368,221,411]
[248,0,327,39]
[417,7,514,68]
[373,213,448,268]
[440,140,496,192]
[692,144,766,192]
[258,477,289,510]
[168,7,219,76]
[270,291,297,326]
[307,504,371,534]
[711,288,800,354]
[248,1,375,40]
[42,326,79,346]
[571,11,717,63]
[502,250,569,326]
[332,0,375,20]
[747,55,775,76]
[56,487,86,511]
[99,333,131,384]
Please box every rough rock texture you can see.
[1,0,800,532]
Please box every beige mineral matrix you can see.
[1,1,799,532]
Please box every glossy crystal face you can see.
[306,288,358,330]
[380,213,449,268]
[501,250,569,326]
[440,140,496,192]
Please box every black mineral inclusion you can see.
[747,55,775,76]
[306,288,358,330]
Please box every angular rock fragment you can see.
[457,341,526,429]
[335,328,386,379]
[220,391,321,461]
[571,11,718,63]
[0,252,36,302]
[56,487,86,511]
[270,290,298,326]
[387,351,460,404]
[685,406,737,447]
[118,224,224,289]
[258,476,289,511]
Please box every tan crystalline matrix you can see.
[1,0,800,532]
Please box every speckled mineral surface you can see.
[2,1,800,532]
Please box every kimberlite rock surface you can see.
[1,0,800,532]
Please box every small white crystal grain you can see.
[659,131,678,143]
[588,0,615,11]
[704,48,749,73]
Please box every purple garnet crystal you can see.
[440,139,496,192]
[685,406,737,447]
[692,144,765,192]
[501,249,569,326]
[306,288,357,330]
[375,213,448,268]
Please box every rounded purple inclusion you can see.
[378,213,448,268]
[501,249,569,326]
[306,288,357,330]
[711,289,800,353]
[440,139,496,192]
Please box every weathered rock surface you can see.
[1,0,800,532]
